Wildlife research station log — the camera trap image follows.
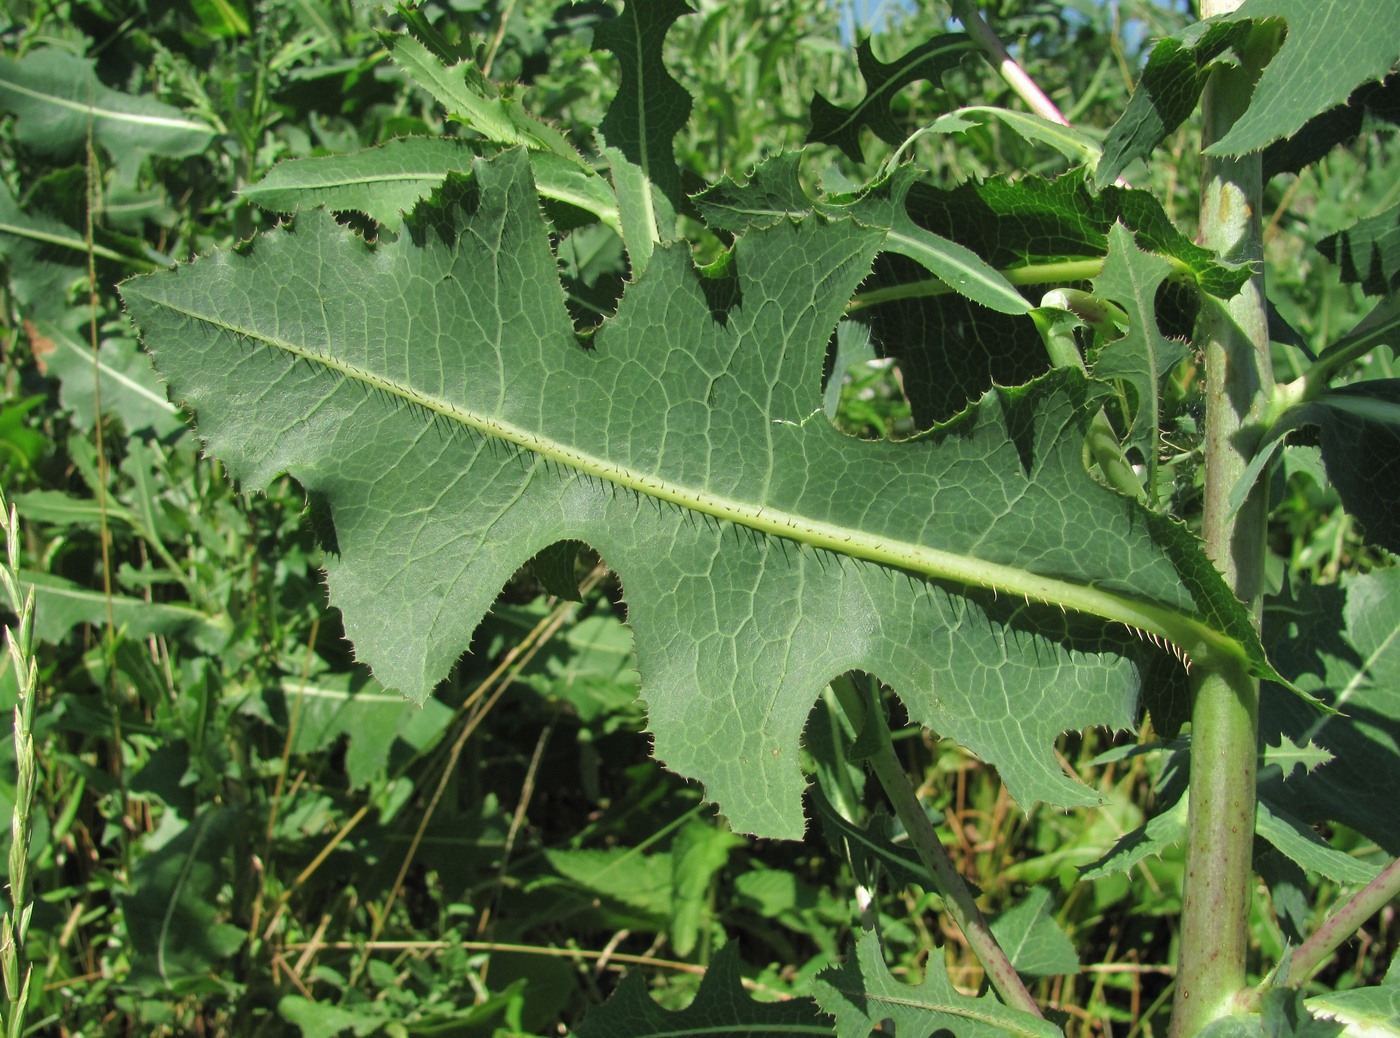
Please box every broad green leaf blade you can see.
[244,138,479,230]
[0,48,215,160]
[1309,981,1400,1038]
[811,930,1063,1037]
[988,887,1078,979]
[1090,223,1190,499]
[122,148,1270,838]
[18,569,221,647]
[1310,382,1400,554]
[1255,798,1380,885]
[572,944,833,1037]
[1318,204,1400,298]
[1205,0,1400,158]
[1262,569,1400,852]
[807,34,975,163]
[271,674,455,790]
[1095,23,1250,189]
[122,806,248,993]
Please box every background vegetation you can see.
[1,0,1395,1034]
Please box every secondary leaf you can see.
[919,107,1103,166]
[572,944,832,1037]
[270,673,455,790]
[28,321,184,437]
[1317,204,1400,298]
[122,806,247,993]
[244,138,479,231]
[1263,75,1400,179]
[1079,789,1187,881]
[697,155,1030,315]
[19,569,221,647]
[245,137,621,235]
[807,34,975,162]
[1255,799,1380,885]
[1305,381,1400,554]
[1308,978,1400,1038]
[0,48,215,160]
[700,160,1241,428]
[592,0,692,269]
[1262,569,1400,853]
[385,34,583,167]
[989,887,1078,979]
[1090,223,1190,496]
[122,148,1271,839]
[1204,0,1400,158]
[1097,1,1400,183]
[1095,22,1250,189]
[811,930,1063,1037]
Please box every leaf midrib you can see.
[0,76,215,135]
[146,294,1246,667]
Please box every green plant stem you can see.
[830,676,1044,1020]
[1170,11,1277,1036]
[1276,856,1400,991]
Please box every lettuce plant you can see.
[116,1,1400,1033]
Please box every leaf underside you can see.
[123,148,1264,839]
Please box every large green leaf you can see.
[122,148,1270,839]
[0,48,215,160]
